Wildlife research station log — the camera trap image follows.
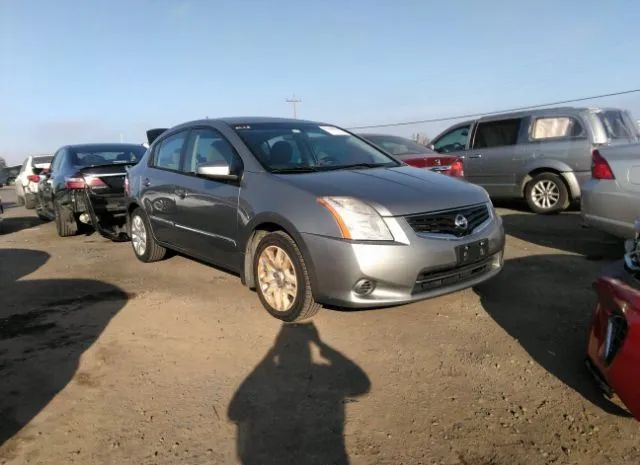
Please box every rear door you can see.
[465,118,523,196]
[142,130,189,245]
[172,127,242,269]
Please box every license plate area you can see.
[456,239,489,265]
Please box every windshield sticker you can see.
[234,125,251,130]
[319,126,349,136]
[292,129,301,133]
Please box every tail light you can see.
[449,158,464,178]
[65,176,108,189]
[27,175,41,183]
[592,149,615,180]
[403,157,431,168]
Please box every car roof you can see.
[171,117,329,129]
[63,143,144,151]
[476,106,594,122]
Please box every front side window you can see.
[531,117,584,140]
[473,119,521,149]
[183,128,242,174]
[433,126,470,153]
[233,123,398,172]
[154,131,188,171]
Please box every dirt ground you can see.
[0,185,637,465]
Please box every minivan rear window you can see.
[473,119,521,149]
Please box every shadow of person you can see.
[0,249,129,449]
[501,212,622,258]
[228,322,370,465]
[475,254,630,417]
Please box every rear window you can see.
[597,110,638,140]
[363,135,433,156]
[531,117,585,140]
[473,118,521,149]
[33,156,53,165]
[69,146,146,168]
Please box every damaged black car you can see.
[36,143,147,240]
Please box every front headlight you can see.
[318,196,393,241]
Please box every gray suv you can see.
[126,118,505,321]
[431,107,639,213]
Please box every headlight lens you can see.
[318,196,393,241]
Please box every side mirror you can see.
[196,162,239,181]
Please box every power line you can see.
[347,88,640,130]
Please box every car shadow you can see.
[0,249,129,451]
[228,322,371,465]
[501,212,623,259]
[475,254,631,417]
[1,217,45,235]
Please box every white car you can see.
[15,155,52,209]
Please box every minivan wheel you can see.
[130,208,166,262]
[254,231,320,322]
[525,173,569,214]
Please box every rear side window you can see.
[597,110,637,140]
[154,131,188,171]
[531,117,584,140]
[433,126,470,153]
[473,119,521,149]
[183,128,242,174]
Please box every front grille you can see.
[413,257,493,294]
[405,204,490,237]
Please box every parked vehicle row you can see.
[30,117,505,322]
[430,107,639,214]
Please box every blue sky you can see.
[1,0,640,164]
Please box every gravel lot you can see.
[0,185,637,465]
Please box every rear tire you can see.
[253,231,320,322]
[24,194,36,210]
[130,208,166,262]
[54,201,78,237]
[525,173,569,214]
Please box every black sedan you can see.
[36,143,146,239]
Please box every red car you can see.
[587,252,640,420]
[361,134,464,178]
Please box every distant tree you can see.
[412,133,431,146]
[0,156,6,170]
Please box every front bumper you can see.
[303,214,505,308]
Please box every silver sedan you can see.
[581,144,640,239]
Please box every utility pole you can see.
[285,94,302,119]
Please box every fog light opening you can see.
[353,279,376,296]
[79,213,92,224]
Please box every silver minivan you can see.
[430,107,639,213]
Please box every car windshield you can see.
[69,145,146,168]
[597,110,639,140]
[233,123,399,172]
[363,134,433,156]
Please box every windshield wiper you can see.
[319,163,390,171]
[270,166,319,173]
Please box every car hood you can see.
[276,166,489,216]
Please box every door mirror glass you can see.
[196,162,238,181]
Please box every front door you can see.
[173,127,242,270]
[465,117,524,197]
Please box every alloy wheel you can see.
[531,179,560,210]
[131,214,147,256]
[257,245,298,312]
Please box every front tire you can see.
[54,201,78,237]
[24,194,36,209]
[253,231,320,322]
[130,208,166,262]
[525,173,569,214]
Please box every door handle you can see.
[468,154,483,159]
[175,188,187,199]
[143,178,151,187]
